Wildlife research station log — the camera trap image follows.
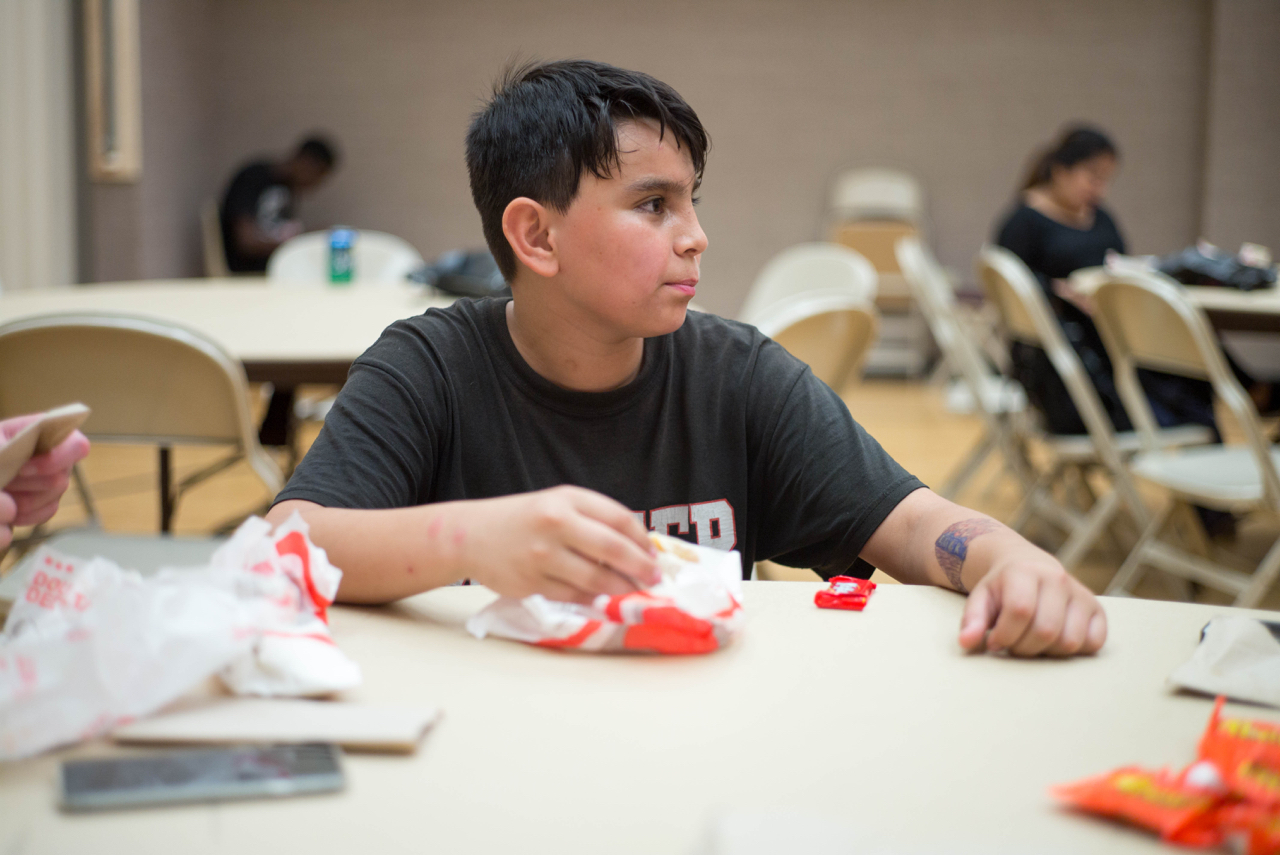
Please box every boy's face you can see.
[548,119,708,339]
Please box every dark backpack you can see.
[409,250,512,298]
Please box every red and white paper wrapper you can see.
[0,513,359,760]
[466,534,744,654]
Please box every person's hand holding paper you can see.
[0,410,91,550]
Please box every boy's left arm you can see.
[859,488,1106,657]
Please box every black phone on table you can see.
[59,743,344,812]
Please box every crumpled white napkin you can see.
[0,513,360,759]
[1168,615,1280,708]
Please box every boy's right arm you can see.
[267,486,660,605]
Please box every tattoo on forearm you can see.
[934,518,1002,593]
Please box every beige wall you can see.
[1201,0,1280,255]
[83,0,217,283]
[86,0,1277,317]
[0,0,76,291]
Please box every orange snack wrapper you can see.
[1051,766,1223,847]
[1212,801,1280,855]
[1200,697,1280,805]
[1053,700,1280,851]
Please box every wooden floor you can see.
[11,379,1280,611]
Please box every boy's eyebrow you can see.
[625,176,695,196]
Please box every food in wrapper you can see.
[1214,802,1280,855]
[0,514,360,760]
[466,533,743,654]
[1052,698,1280,853]
[1201,696,1280,805]
[1052,766,1224,846]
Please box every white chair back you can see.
[828,168,923,225]
[1092,272,1280,510]
[755,293,878,393]
[740,243,877,325]
[267,230,424,286]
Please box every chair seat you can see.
[944,376,1025,415]
[1130,445,1280,509]
[1046,423,1213,461]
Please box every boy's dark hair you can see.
[466,60,710,281]
[296,135,339,169]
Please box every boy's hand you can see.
[464,485,660,605]
[958,555,1107,657]
[0,414,91,550]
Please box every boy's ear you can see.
[501,197,559,279]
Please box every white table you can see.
[1072,267,1280,333]
[2,582,1275,854]
[0,279,452,386]
[1180,285,1280,333]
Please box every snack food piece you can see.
[652,533,701,578]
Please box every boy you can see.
[268,61,1106,658]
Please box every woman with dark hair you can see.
[994,125,1216,439]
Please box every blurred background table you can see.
[1072,266,1280,333]
[1,581,1272,854]
[0,279,452,386]
[1180,284,1280,333]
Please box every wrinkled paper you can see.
[0,513,359,759]
[467,534,744,654]
[1169,616,1280,709]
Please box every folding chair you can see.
[753,293,879,393]
[827,168,923,226]
[825,171,930,376]
[0,313,284,535]
[1093,272,1280,607]
[740,243,877,322]
[740,244,879,393]
[896,237,1030,500]
[976,247,1212,570]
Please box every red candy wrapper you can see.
[1200,697,1280,805]
[1052,766,1224,846]
[814,576,876,611]
[466,534,744,655]
[1053,699,1280,851]
[1213,801,1280,855]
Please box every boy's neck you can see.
[505,297,645,393]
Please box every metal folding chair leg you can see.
[1056,487,1122,572]
[71,462,99,525]
[1235,533,1280,608]
[1106,500,1175,597]
[1011,461,1064,533]
[941,429,997,500]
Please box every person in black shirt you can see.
[220,136,339,274]
[995,126,1216,437]
[268,61,1107,658]
[220,136,340,447]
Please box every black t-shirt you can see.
[220,161,294,273]
[996,203,1125,284]
[276,299,924,579]
[995,203,1135,433]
